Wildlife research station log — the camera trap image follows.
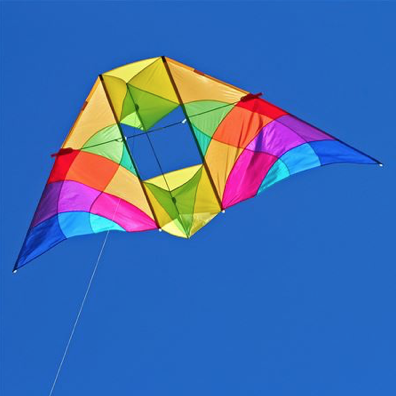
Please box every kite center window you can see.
[121,107,202,180]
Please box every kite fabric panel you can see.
[15,56,380,270]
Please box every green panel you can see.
[185,100,234,138]
[120,145,137,175]
[171,217,189,236]
[258,159,290,194]
[127,85,179,130]
[82,125,123,164]
[120,91,142,129]
[172,167,203,235]
[145,167,203,236]
[192,126,211,156]
[145,183,179,220]
[82,125,136,175]
[121,112,142,129]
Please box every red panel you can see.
[236,98,287,119]
[47,150,79,184]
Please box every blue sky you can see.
[1,2,395,395]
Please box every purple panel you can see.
[91,193,157,232]
[31,182,63,228]
[246,119,305,157]
[58,180,101,213]
[276,115,334,142]
[222,150,277,208]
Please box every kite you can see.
[14,56,381,271]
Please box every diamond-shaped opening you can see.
[121,107,202,181]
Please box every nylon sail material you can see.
[15,57,380,269]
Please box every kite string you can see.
[48,198,121,396]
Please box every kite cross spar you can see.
[13,57,381,394]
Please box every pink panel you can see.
[91,193,157,232]
[222,150,277,208]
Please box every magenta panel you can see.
[91,193,157,232]
[222,150,277,208]
[58,181,101,213]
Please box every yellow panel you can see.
[190,166,221,236]
[144,186,173,226]
[104,166,154,218]
[166,58,248,104]
[143,185,188,237]
[145,164,202,191]
[194,167,221,214]
[101,75,127,121]
[161,219,188,238]
[190,213,218,237]
[129,58,179,103]
[63,79,116,149]
[104,57,158,83]
[121,111,142,129]
[205,139,243,200]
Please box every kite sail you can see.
[14,56,381,270]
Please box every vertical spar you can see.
[99,74,161,229]
[161,56,224,211]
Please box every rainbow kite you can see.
[14,57,380,270]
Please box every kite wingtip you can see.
[379,163,383,167]
[12,269,18,274]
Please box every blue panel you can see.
[90,214,125,234]
[280,143,321,175]
[16,215,66,269]
[258,159,290,194]
[58,212,93,238]
[309,140,377,165]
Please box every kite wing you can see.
[15,57,380,270]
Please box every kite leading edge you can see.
[14,56,381,271]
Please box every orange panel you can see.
[65,151,119,192]
[213,106,273,149]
